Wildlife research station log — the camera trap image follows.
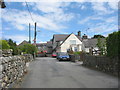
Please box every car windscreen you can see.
[59,53,68,56]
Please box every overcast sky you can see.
[1,0,118,44]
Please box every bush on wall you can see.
[18,43,37,55]
[0,40,10,49]
[106,31,120,58]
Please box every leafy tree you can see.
[92,35,105,39]
[96,37,106,55]
[0,40,10,49]
[18,43,37,55]
[106,31,119,58]
[7,39,18,55]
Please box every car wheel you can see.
[58,58,61,61]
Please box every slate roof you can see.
[82,38,105,48]
[46,41,52,47]
[36,43,47,47]
[36,41,52,47]
[53,34,82,42]
[53,34,69,42]
[18,40,29,46]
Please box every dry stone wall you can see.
[83,55,119,76]
[0,54,33,88]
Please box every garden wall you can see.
[0,54,33,88]
[82,55,119,76]
[69,54,80,62]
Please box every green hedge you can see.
[106,31,120,58]
[18,43,37,55]
[0,40,10,49]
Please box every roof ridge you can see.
[54,34,69,35]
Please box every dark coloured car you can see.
[57,52,70,61]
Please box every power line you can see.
[25,1,34,23]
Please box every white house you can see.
[52,31,105,55]
[52,31,84,53]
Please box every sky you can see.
[0,0,118,44]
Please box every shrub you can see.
[0,40,10,49]
[106,31,120,58]
[7,39,18,55]
[18,43,37,55]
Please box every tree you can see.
[0,40,10,49]
[18,43,37,55]
[106,31,119,58]
[7,39,18,55]
[92,35,105,39]
[96,37,106,55]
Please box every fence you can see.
[0,54,33,88]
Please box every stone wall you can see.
[1,49,13,57]
[0,54,33,88]
[69,54,80,62]
[82,55,119,76]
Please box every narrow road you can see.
[21,57,118,88]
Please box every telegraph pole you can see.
[29,23,31,43]
[34,22,37,45]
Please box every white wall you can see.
[85,48,89,53]
[60,34,82,52]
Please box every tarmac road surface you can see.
[21,57,118,88]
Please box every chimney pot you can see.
[78,31,81,37]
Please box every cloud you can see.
[29,2,74,23]
[78,14,117,37]
[2,2,75,33]
[108,2,118,10]
[78,15,103,25]
[81,5,86,10]
[78,14,117,25]
[78,17,90,24]
[1,8,68,33]
[105,16,117,23]
[88,23,117,37]
[4,0,119,2]
[91,2,114,15]
[3,35,29,45]
[39,41,47,43]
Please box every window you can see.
[74,47,78,52]
[70,40,76,44]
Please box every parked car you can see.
[52,52,57,57]
[57,52,70,61]
[36,51,47,57]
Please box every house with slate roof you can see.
[52,31,105,55]
[52,31,84,53]
[82,36,106,55]
[36,41,53,54]
[18,40,29,46]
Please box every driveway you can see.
[20,57,118,88]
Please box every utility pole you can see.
[34,22,37,45]
[29,23,31,43]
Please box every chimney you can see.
[78,31,81,37]
[82,34,88,39]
